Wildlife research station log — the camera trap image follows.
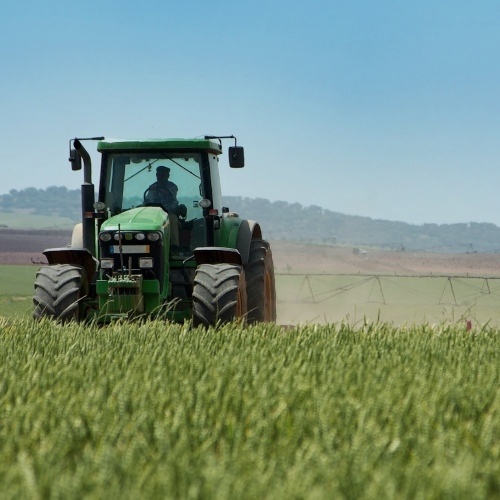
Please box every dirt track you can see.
[271,241,500,277]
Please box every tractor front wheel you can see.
[33,264,87,322]
[192,263,247,328]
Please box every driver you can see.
[144,165,186,253]
[145,165,179,211]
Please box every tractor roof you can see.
[97,138,223,154]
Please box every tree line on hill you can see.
[1,187,500,253]
[0,187,81,221]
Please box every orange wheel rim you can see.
[236,288,243,318]
[264,271,272,321]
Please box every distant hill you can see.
[1,187,500,253]
[0,187,81,223]
[223,197,500,253]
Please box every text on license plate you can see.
[111,245,150,254]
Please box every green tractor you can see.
[33,135,276,327]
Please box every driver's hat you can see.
[156,166,170,174]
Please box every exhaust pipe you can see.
[73,139,96,256]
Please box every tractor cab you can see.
[99,150,208,256]
[96,138,228,258]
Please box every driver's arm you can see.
[144,185,156,203]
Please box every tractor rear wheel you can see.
[245,239,276,324]
[192,263,247,328]
[33,264,87,322]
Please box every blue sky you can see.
[1,0,499,225]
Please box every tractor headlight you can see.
[139,257,154,269]
[100,258,114,270]
[114,232,133,241]
[135,233,146,241]
[99,233,112,242]
[147,232,160,242]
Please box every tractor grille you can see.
[99,231,165,289]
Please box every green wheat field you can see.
[0,265,499,498]
[0,319,498,498]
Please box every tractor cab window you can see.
[102,152,207,252]
[103,153,204,215]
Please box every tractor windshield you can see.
[102,152,204,219]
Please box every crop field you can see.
[3,264,500,328]
[0,213,75,230]
[0,318,499,498]
[276,273,500,327]
[0,266,38,317]
[0,266,38,294]
[1,258,499,497]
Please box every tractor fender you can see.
[235,220,262,266]
[194,247,242,266]
[42,247,98,287]
[192,218,261,267]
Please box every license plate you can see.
[111,245,150,254]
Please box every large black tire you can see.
[192,263,247,328]
[245,239,277,324]
[33,264,87,322]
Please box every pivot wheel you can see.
[192,263,247,328]
[33,264,87,322]
[245,239,277,323]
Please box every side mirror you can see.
[69,148,82,171]
[228,146,245,168]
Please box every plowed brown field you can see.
[0,229,71,265]
[2,230,500,277]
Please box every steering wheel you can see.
[143,186,174,208]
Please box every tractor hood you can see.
[100,206,169,232]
